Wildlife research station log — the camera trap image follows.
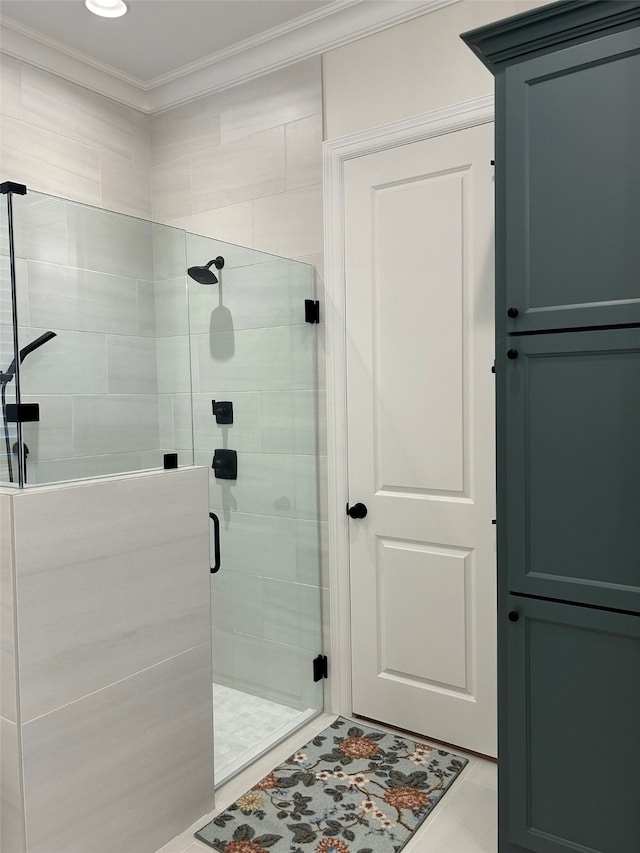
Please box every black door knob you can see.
[507,349,519,360]
[347,502,368,519]
[507,307,519,318]
[508,610,520,622]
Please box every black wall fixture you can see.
[212,449,237,480]
[212,400,233,425]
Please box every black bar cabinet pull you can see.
[210,512,221,574]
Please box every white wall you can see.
[323,0,546,140]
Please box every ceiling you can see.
[0,0,336,83]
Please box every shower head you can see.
[187,256,225,285]
[1,331,57,383]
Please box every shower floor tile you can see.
[213,683,314,785]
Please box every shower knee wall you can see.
[0,467,213,853]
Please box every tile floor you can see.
[157,712,498,853]
[213,684,314,783]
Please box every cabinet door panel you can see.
[504,329,640,612]
[504,28,640,332]
[505,596,640,853]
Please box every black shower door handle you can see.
[209,512,221,573]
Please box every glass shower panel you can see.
[9,190,192,485]
[0,190,22,487]
[186,232,323,779]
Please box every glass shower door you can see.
[186,232,324,781]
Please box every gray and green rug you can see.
[195,716,468,853]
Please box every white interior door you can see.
[344,122,496,757]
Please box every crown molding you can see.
[0,17,148,110]
[0,0,460,114]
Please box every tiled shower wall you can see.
[0,50,329,708]
[0,54,159,482]
[150,58,328,709]
[0,54,151,217]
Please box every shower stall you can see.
[1,183,325,785]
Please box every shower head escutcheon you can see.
[187,256,225,285]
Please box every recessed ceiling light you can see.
[85,0,128,18]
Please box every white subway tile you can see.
[212,571,263,638]
[158,394,174,448]
[232,633,318,711]
[172,393,194,453]
[154,278,190,337]
[0,495,17,723]
[191,127,285,213]
[151,156,192,223]
[21,394,74,462]
[21,64,135,161]
[1,115,101,207]
[263,579,322,651]
[18,329,108,395]
[214,511,296,582]
[100,151,152,220]
[73,394,159,455]
[286,114,323,191]
[153,222,188,280]
[295,519,329,589]
[253,184,323,258]
[137,280,156,337]
[187,258,303,335]
[0,718,24,853]
[218,58,321,145]
[156,336,192,393]
[33,452,144,485]
[196,326,292,393]
[107,335,158,394]
[260,391,317,455]
[130,108,151,164]
[170,201,253,249]
[0,55,22,120]
[151,94,220,166]
[21,644,213,853]
[28,261,139,336]
[66,201,154,280]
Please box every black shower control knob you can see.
[347,502,368,519]
[507,349,519,360]
[508,611,520,622]
[507,307,519,318]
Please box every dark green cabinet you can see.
[503,28,640,333]
[504,328,640,612]
[505,596,640,853]
[463,3,640,852]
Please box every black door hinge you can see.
[313,654,328,682]
[305,299,320,324]
[491,360,495,374]
[490,159,495,166]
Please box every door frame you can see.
[322,94,495,717]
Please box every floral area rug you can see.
[195,716,468,853]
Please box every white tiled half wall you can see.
[1,468,214,853]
